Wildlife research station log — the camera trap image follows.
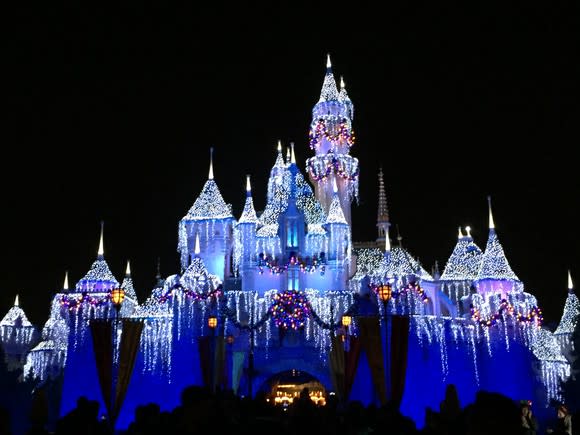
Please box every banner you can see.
[390,315,409,407]
[113,319,144,422]
[329,335,345,401]
[90,319,112,416]
[197,336,212,388]
[357,316,387,405]
[344,335,361,401]
[232,351,246,395]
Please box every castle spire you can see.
[63,271,69,291]
[125,260,131,276]
[465,226,472,238]
[458,227,464,239]
[290,142,296,164]
[238,175,259,224]
[568,270,574,293]
[286,147,291,164]
[14,294,19,307]
[318,54,339,102]
[376,167,390,243]
[208,147,214,180]
[487,196,495,230]
[98,221,104,259]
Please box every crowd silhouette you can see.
[0,383,577,435]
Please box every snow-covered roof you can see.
[476,229,519,281]
[440,236,483,281]
[182,179,233,221]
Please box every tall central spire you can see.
[376,167,391,243]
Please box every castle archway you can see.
[257,369,327,407]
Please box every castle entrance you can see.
[258,369,327,407]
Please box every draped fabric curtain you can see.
[389,315,410,407]
[90,319,113,416]
[197,336,212,388]
[329,335,345,401]
[113,319,144,422]
[357,316,387,405]
[344,336,361,401]
[231,352,246,395]
[214,337,226,390]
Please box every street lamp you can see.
[208,316,217,393]
[111,288,126,317]
[109,287,125,428]
[377,283,392,402]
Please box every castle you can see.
[1,56,578,429]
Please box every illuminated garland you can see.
[371,282,429,303]
[156,284,223,304]
[59,293,112,310]
[307,154,359,182]
[257,253,326,276]
[470,299,543,327]
[309,119,355,150]
[270,290,311,330]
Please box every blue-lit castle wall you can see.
[13,58,576,432]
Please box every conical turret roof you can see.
[440,229,483,281]
[0,295,33,328]
[318,54,339,102]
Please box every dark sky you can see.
[3,3,579,329]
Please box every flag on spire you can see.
[63,271,69,291]
[568,270,574,291]
[14,294,19,307]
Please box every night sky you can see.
[4,3,578,329]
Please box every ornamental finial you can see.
[487,196,495,229]
[98,221,104,258]
[208,147,214,180]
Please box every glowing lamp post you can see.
[208,316,218,393]
[377,283,392,401]
[111,288,126,316]
[341,315,352,340]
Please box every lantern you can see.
[377,284,392,303]
[110,288,125,313]
[208,316,218,329]
[341,315,352,328]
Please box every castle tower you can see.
[234,175,259,277]
[306,55,359,226]
[376,167,390,244]
[324,179,351,290]
[178,149,235,280]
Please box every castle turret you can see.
[440,226,483,306]
[306,55,359,226]
[75,222,120,293]
[178,148,234,280]
[234,175,259,276]
[120,260,138,317]
[554,271,579,358]
[474,197,520,298]
[324,179,351,290]
[0,295,38,371]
